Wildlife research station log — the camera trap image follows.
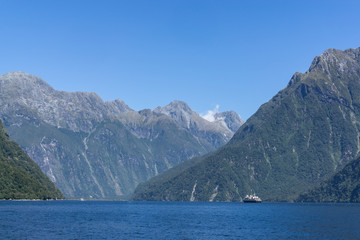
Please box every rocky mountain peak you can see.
[1,71,42,81]
[308,47,360,75]
[0,72,124,132]
[105,99,133,115]
[154,100,201,130]
[344,47,360,62]
[154,101,243,148]
[0,71,54,95]
[156,100,193,114]
[214,111,244,133]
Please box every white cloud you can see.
[201,105,220,122]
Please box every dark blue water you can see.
[1,201,360,239]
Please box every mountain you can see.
[132,47,360,202]
[297,156,360,202]
[0,72,243,199]
[213,111,244,133]
[154,101,243,149]
[0,119,63,200]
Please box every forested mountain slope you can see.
[297,156,360,202]
[0,120,63,199]
[133,47,360,202]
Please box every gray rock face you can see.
[213,111,245,133]
[309,48,360,74]
[154,100,243,149]
[0,72,243,199]
[0,72,132,132]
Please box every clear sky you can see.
[1,0,360,120]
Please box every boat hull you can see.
[243,199,262,203]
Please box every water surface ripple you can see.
[1,201,359,239]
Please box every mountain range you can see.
[133,47,360,202]
[0,72,243,199]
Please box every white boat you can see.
[243,194,262,203]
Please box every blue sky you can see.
[1,0,360,120]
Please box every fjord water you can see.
[1,201,359,239]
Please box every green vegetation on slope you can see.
[0,120,64,200]
[133,47,360,202]
[297,156,360,202]
[133,154,208,201]
[0,72,240,199]
[4,109,214,199]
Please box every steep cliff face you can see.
[0,72,243,199]
[132,47,360,202]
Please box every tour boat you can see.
[243,194,262,203]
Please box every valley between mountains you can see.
[133,47,360,202]
[2,47,360,202]
[0,72,243,199]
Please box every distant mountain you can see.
[213,111,244,133]
[0,119,63,200]
[132,47,360,202]
[0,72,243,199]
[297,156,360,202]
[154,101,243,149]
